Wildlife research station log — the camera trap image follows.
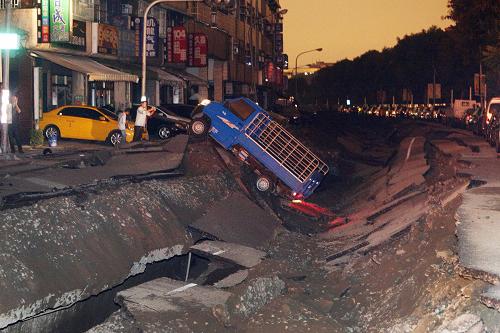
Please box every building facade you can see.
[0,0,286,143]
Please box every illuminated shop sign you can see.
[188,33,208,67]
[50,0,70,42]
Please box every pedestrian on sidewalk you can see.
[118,109,129,146]
[133,96,156,142]
[8,95,23,153]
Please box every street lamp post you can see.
[294,47,322,100]
[141,0,202,100]
[1,0,12,154]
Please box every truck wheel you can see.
[256,175,272,192]
[189,117,210,138]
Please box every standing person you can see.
[118,109,129,146]
[8,95,23,153]
[133,96,155,142]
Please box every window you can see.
[0,0,19,9]
[224,99,255,121]
[98,107,118,120]
[81,108,105,120]
[58,107,86,117]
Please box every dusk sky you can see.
[282,0,452,68]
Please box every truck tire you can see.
[256,174,273,192]
[189,116,210,138]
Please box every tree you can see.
[447,0,500,94]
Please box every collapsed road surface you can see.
[2,114,500,333]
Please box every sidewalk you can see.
[431,129,500,311]
[0,135,189,208]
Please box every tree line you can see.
[291,0,500,106]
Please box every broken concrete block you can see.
[230,276,285,318]
[214,270,249,288]
[434,313,485,333]
[190,192,281,249]
[116,277,232,333]
[481,285,500,312]
[190,241,266,268]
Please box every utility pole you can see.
[1,0,12,154]
[432,66,436,107]
[141,0,202,99]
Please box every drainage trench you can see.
[1,252,241,333]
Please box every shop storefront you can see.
[167,67,208,105]
[32,51,138,112]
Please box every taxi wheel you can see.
[107,130,122,146]
[158,126,173,140]
[189,117,210,138]
[44,125,60,140]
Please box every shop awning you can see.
[166,68,208,86]
[93,62,185,87]
[32,51,139,83]
[147,67,185,86]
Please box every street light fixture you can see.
[141,0,202,100]
[294,47,322,100]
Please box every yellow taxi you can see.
[39,105,134,145]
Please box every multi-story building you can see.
[0,0,286,143]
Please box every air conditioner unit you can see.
[121,4,132,15]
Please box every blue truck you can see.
[189,98,329,198]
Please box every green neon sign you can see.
[49,0,70,42]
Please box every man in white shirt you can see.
[118,109,129,145]
[133,96,156,142]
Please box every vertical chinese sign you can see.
[39,0,50,42]
[49,0,70,42]
[188,33,208,67]
[134,17,159,58]
[165,27,187,63]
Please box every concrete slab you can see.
[0,179,193,329]
[481,285,500,312]
[432,139,470,155]
[190,241,266,268]
[189,192,281,249]
[0,137,189,200]
[116,277,232,333]
[455,137,500,309]
[457,187,500,278]
[214,270,249,288]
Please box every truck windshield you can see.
[224,99,255,121]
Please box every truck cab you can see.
[189,98,329,198]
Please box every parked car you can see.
[188,98,329,198]
[130,105,181,140]
[485,98,500,152]
[463,106,484,135]
[40,105,133,145]
[157,104,195,131]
